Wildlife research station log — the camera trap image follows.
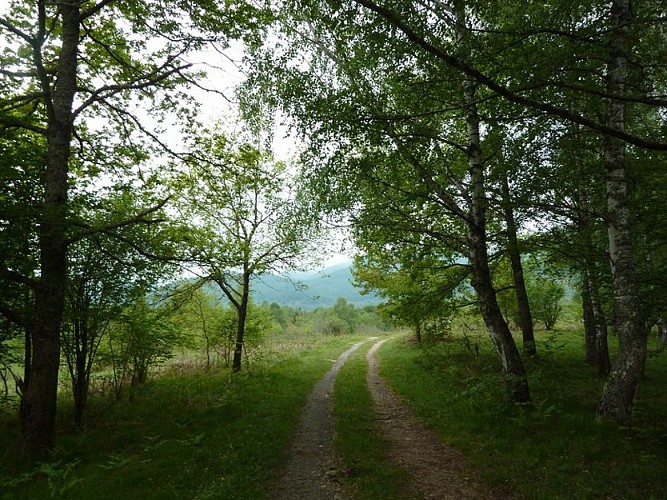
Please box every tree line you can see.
[1,0,666,457]
[240,0,667,426]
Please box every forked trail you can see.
[275,337,507,499]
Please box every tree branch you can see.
[67,197,172,244]
[73,62,192,118]
[352,0,667,151]
[0,267,37,289]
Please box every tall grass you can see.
[0,334,368,499]
[377,328,667,499]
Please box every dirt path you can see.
[273,341,366,500]
[366,339,500,500]
[275,337,506,499]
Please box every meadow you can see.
[1,321,665,499]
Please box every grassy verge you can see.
[333,337,415,500]
[0,334,368,500]
[377,330,667,499]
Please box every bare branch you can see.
[0,302,28,328]
[81,0,118,21]
[67,197,172,244]
[0,267,37,289]
[73,62,192,118]
[0,17,33,44]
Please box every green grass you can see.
[333,337,415,499]
[0,334,369,500]
[377,329,667,499]
[4,328,665,499]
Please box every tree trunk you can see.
[463,80,530,404]
[73,364,89,429]
[197,301,212,369]
[576,161,610,375]
[18,4,79,456]
[658,317,667,351]
[414,321,422,343]
[232,272,251,373]
[582,271,611,375]
[72,320,90,428]
[501,174,536,355]
[597,0,647,426]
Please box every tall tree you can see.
[243,0,533,402]
[499,173,536,355]
[596,0,645,424]
[175,131,317,373]
[63,190,176,427]
[0,0,263,455]
[245,0,667,421]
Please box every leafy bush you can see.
[530,282,565,330]
[100,297,191,398]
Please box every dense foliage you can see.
[1,0,666,473]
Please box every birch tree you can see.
[243,0,667,422]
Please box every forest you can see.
[1,0,666,498]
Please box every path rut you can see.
[273,341,365,499]
[275,337,506,499]
[366,339,499,500]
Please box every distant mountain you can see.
[251,262,382,309]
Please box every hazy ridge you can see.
[251,262,382,309]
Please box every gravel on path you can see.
[273,341,367,500]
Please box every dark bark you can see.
[576,159,610,375]
[582,271,611,375]
[72,343,89,429]
[468,232,531,403]
[414,321,422,343]
[462,79,530,404]
[500,174,536,356]
[597,0,647,425]
[232,272,250,373]
[69,319,91,428]
[18,4,80,455]
[22,323,32,391]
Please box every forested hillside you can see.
[252,263,382,309]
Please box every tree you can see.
[244,0,667,422]
[105,297,189,392]
[242,0,532,402]
[595,0,646,424]
[176,131,317,373]
[0,0,265,455]
[354,247,466,343]
[62,189,177,427]
[170,288,223,370]
[499,172,536,355]
[529,282,565,331]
